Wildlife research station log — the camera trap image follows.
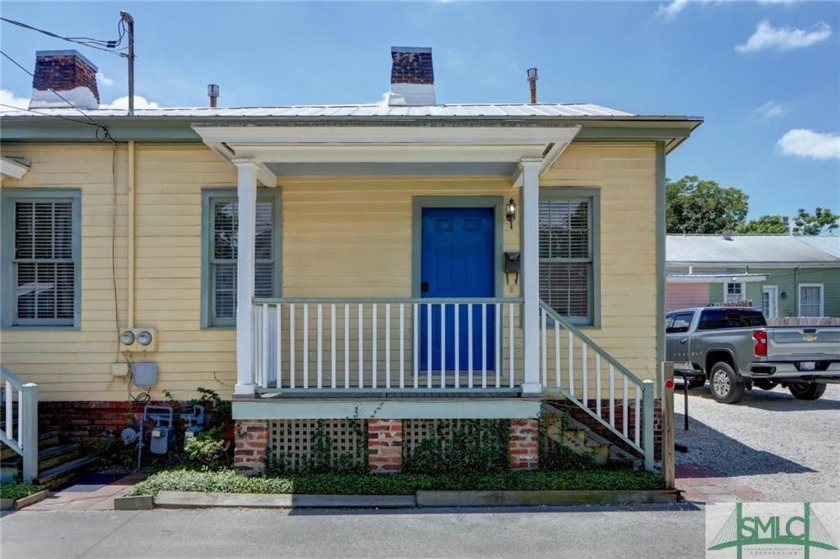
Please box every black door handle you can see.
[421,281,430,293]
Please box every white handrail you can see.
[0,365,38,483]
[538,302,654,470]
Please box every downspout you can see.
[794,266,799,316]
[654,141,666,398]
[128,140,136,328]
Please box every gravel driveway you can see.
[674,382,840,503]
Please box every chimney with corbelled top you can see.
[30,50,100,110]
[387,46,435,106]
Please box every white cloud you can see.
[655,0,691,20]
[755,100,785,118]
[97,72,115,87]
[777,129,840,160]
[736,20,832,53]
[100,95,161,110]
[0,89,30,110]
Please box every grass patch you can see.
[130,468,663,497]
[0,481,45,501]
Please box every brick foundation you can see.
[233,419,269,474]
[39,401,144,449]
[368,418,403,474]
[509,419,539,470]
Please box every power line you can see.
[0,16,127,56]
[1,49,101,127]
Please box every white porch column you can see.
[520,158,543,396]
[234,159,260,396]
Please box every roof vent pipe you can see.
[527,67,538,104]
[723,229,733,241]
[207,84,219,108]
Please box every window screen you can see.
[799,285,822,317]
[210,197,276,325]
[539,197,593,323]
[12,199,77,325]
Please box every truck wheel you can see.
[709,362,745,404]
[788,382,827,400]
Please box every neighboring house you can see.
[666,234,840,318]
[1,48,702,475]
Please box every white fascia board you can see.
[233,144,550,164]
[191,125,580,146]
[0,156,30,179]
[667,274,767,284]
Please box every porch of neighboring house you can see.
[194,124,658,475]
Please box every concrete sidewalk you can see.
[675,463,763,503]
[23,472,147,512]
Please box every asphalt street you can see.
[1,505,706,559]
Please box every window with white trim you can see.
[799,284,823,317]
[201,189,281,327]
[724,282,745,304]
[538,190,599,326]
[2,190,81,327]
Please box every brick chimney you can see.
[387,47,435,106]
[30,50,100,110]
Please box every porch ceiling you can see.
[192,125,581,183]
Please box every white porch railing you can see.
[254,298,523,392]
[0,365,39,483]
[539,302,655,470]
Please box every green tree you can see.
[792,207,839,236]
[666,175,749,234]
[735,215,790,234]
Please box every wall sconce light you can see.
[506,198,517,229]
[780,291,788,300]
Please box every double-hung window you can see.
[799,284,823,317]
[538,189,600,326]
[201,189,281,327]
[2,189,81,327]
[724,282,745,304]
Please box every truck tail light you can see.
[753,330,768,357]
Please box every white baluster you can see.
[317,304,323,389]
[440,303,446,389]
[568,331,575,398]
[623,376,629,437]
[582,342,588,407]
[276,304,282,389]
[372,303,378,389]
[454,303,460,389]
[540,308,547,386]
[495,303,501,389]
[344,304,350,389]
[481,304,487,388]
[554,320,561,389]
[467,303,473,388]
[399,304,405,389]
[413,303,419,389]
[595,354,602,419]
[508,303,515,389]
[635,385,641,447]
[426,303,433,389]
[303,304,309,389]
[358,304,364,389]
[261,304,269,388]
[609,365,616,429]
[290,304,296,389]
[385,304,391,389]
[331,304,336,389]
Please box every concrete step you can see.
[34,455,98,489]
[0,428,61,461]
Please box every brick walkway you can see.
[23,473,146,512]
[676,463,763,503]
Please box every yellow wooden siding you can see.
[0,144,237,401]
[0,140,658,401]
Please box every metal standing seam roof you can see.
[666,235,840,265]
[0,102,650,119]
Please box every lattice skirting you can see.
[268,419,368,469]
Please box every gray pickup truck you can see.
[665,307,840,403]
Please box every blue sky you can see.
[1,1,838,222]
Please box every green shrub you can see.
[130,468,663,497]
[403,419,509,475]
[184,428,230,469]
[0,481,45,500]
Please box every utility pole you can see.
[120,11,135,115]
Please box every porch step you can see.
[542,402,639,467]
[0,427,60,461]
[34,455,98,489]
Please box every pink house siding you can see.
[666,283,709,311]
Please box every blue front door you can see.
[420,207,495,371]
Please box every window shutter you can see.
[14,200,75,321]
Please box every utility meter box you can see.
[150,426,174,454]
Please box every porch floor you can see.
[248,389,522,399]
